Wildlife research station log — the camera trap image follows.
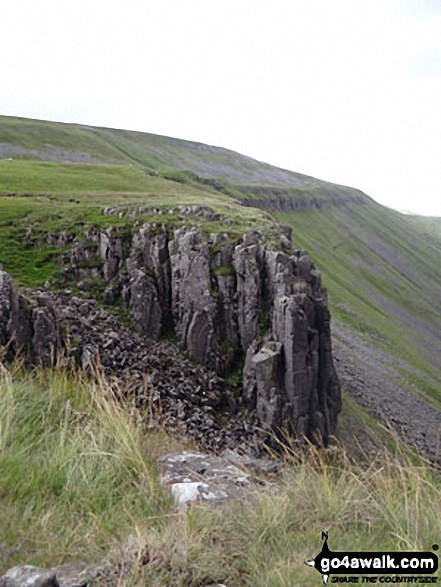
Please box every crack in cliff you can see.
[240,193,367,212]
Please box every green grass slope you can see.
[274,200,441,404]
[1,114,441,435]
[0,115,364,196]
[1,365,439,585]
[0,173,274,287]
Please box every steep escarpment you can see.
[3,114,441,466]
[0,207,341,446]
[240,192,368,212]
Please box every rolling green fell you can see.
[275,200,441,402]
[1,113,441,425]
[0,115,362,196]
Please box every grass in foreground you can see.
[0,362,181,574]
[0,363,440,585]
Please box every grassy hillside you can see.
[407,214,441,240]
[273,201,441,401]
[0,115,364,195]
[1,114,441,584]
[1,114,441,435]
[1,364,439,585]
[0,159,277,287]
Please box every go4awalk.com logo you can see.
[305,532,439,585]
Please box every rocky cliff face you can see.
[0,209,341,445]
[240,192,367,212]
[0,272,61,366]
[242,249,341,441]
[1,271,37,360]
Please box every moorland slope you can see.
[1,114,441,461]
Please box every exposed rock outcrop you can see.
[0,561,109,587]
[159,450,267,510]
[233,244,262,351]
[0,269,15,346]
[0,269,31,354]
[240,192,367,212]
[126,268,162,339]
[0,565,59,587]
[242,250,341,442]
[0,270,61,364]
[0,212,341,444]
[169,227,217,364]
[32,294,62,366]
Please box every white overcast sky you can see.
[1,0,441,215]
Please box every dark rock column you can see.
[168,228,216,365]
[233,244,261,351]
[0,269,32,356]
[0,273,61,365]
[243,246,341,444]
[32,307,60,366]
[127,268,162,340]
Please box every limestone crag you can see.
[240,192,367,212]
[243,250,341,442]
[0,270,59,364]
[168,227,217,365]
[1,289,263,455]
[126,268,162,339]
[0,269,15,346]
[233,243,262,351]
[2,209,341,443]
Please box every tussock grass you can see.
[0,362,181,572]
[130,445,440,586]
[1,363,440,585]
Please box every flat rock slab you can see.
[221,448,282,476]
[50,562,88,587]
[0,565,59,587]
[0,563,91,587]
[159,450,266,509]
[0,453,279,586]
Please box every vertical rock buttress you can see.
[1,220,341,443]
[125,224,341,443]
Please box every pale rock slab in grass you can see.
[0,565,59,587]
[49,562,89,587]
[159,450,266,509]
[0,561,99,587]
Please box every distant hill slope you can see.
[1,114,440,459]
[0,115,366,198]
[278,198,441,389]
